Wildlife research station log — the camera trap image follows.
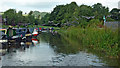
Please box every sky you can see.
[0,0,119,13]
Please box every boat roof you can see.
[0,29,7,31]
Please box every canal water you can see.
[1,30,120,67]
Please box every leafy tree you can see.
[40,13,50,25]
[18,11,22,15]
[92,3,109,20]
[17,11,23,24]
[3,9,17,25]
[110,8,120,21]
[77,5,93,16]
[40,2,111,27]
[2,9,48,26]
[48,1,78,25]
[28,11,33,15]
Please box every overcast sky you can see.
[0,0,119,13]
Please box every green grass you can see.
[37,25,60,29]
[59,26,119,58]
[2,25,60,30]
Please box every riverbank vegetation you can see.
[59,26,119,58]
[2,24,60,30]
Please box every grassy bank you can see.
[2,25,60,29]
[59,26,119,58]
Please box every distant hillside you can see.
[23,14,28,16]
[0,11,48,19]
[32,11,48,19]
[0,12,4,15]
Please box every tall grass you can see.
[59,26,119,58]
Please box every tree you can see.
[40,13,50,25]
[18,11,22,15]
[2,9,45,26]
[3,9,17,25]
[92,3,109,20]
[76,5,93,17]
[48,1,78,24]
[17,11,23,24]
[40,2,111,27]
[28,11,33,15]
[110,8,120,21]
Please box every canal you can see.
[1,30,120,67]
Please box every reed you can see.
[59,26,119,58]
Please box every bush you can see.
[89,19,101,27]
[106,17,115,21]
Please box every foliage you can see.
[106,17,115,21]
[2,9,17,25]
[40,13,50,25]
[2,9,48,26]
[110,8,120,21]
[32,11,48,19]
[60,26,119,57]
[88,19,101,27]
[92,3,109,20]
[40,2,110,26]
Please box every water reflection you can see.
[39,32,81,54]
[1,30,119,67]
[39,31,120,67]
[2,32,57,66]
[1,37,40,55]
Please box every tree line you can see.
[2,2,120,27]
[2,9,47,26]
[40,2,120,27]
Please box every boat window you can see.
[26,29,30,34]
[19,30,21,32]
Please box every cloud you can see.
[0,0,67,13]
[24,2,59,9]
[0,0,119,13]
[74,0,119,9]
